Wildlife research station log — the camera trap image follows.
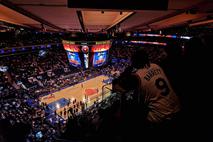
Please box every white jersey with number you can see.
[135,63,180,123]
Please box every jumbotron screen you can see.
[62,40,111,69]
[93,51,108,67]
[67,52,81,67]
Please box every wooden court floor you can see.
[40,75,112,119]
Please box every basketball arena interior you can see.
[0,0,212,142]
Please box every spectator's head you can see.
[131,48,150,69]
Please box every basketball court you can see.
[40,75,112,120]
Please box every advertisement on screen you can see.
[93,51,108,67]
[66,52,81,67]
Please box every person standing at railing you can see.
[113,48,181,142]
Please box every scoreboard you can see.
[62,40,111,69]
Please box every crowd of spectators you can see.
[2,32,200,142]
[0,43,134,142]
[0,25,212,142]
[0,30,61,49]
[0,47,70,141]
[109,43,168,66]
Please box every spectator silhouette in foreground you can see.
[113,48,181,142]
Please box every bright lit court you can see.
[40,75,112,119]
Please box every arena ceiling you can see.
[0,0,213,32]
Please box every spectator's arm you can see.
[112,73,139,93]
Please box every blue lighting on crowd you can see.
[12,48,16,52]
[47,44,51,48]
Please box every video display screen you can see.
[62,40,111,69]
[93,51,108,67]
[66,52,81,67]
